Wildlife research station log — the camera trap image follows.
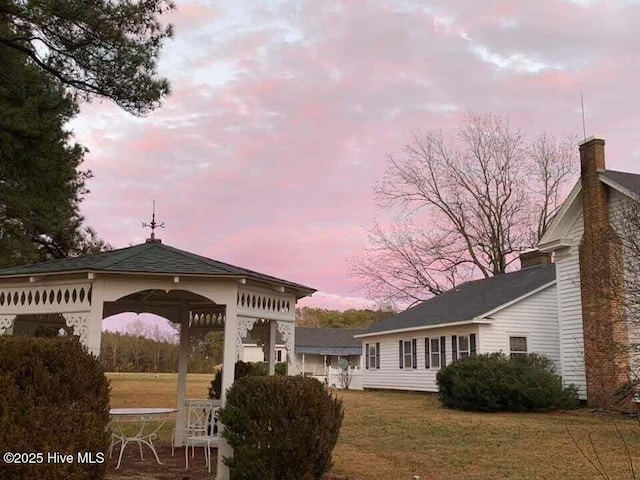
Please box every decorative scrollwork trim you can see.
[62,312,90,344]
[0,315,15,335]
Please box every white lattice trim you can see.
[190,311,225,327]
[0,284,92,316]
[276,321,294,356]
[0,315,15,335]
[63,312,90,344]
[237,287,295,321]
[236,317,259,358]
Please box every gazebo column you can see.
[86,279,105,356]
[217,296,239,480]
[174,307,190,447]
[276,321,295,375]
[267,320,277,376]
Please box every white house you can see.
[240,327,364,375]
[294,327,364,375]
[357,136,640,411]
[538,136,640,410]
[356,255,557,393]
[240,336,287,363]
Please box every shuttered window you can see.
[458,335,470,358]
[366,343,380,369]
[400,340,416,369]
[430,338,440,369]
[440,336,446,368]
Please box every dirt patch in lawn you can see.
[105,444,215,480]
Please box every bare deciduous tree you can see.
[126,318,148,371]
[350,113,577,308]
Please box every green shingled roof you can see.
[0,241,315,294]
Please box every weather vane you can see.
[142,200,165,242]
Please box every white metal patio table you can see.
[108,407,178,469]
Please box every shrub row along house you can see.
[356,136,640,411]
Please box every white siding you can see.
[555,205,586,398]
[361,326,479,392]
[478,283,560,370]
[239,344,286,363]
[553,189,627,399]
[362,285,560,392]
[608,190,640,378]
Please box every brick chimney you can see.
[519,250,552,269]
[578,136,631,411]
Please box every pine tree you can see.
[0,21,107,268]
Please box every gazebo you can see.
[0,236,315,479]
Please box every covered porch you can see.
[0,239,315,479]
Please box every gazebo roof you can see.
[0,240,315,296]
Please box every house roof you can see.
[296,346,362,356]
[539,169,640,251]
[0,241,315,296]
[295,327,366,355]
[361,264,556,336]
[601,170,640,195]
[242,327,365,356]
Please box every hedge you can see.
[0,337,111,480]
[219,376,344,480]
[436,352,579,412]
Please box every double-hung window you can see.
[425,337,442,369]
[458,335,470,358]
[365,343,380,369]
[509,336,528,358]
[452,334,476,362]
[399,339,417,369]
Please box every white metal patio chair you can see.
[171,399,220,456]
[170,399,220,473]
[184,404,220,473]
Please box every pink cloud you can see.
[72,0,640,314]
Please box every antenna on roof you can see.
[581,92,587,142]
[142,200,165,243]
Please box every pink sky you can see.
[72,0,640,325]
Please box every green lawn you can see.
[108,373,640,479]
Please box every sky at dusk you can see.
[68,0,640,331]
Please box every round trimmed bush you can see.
[219,376,344,480]
[436,353,579,412]
[0,336,111,480]
[208,360,287,399]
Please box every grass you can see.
[108,373,640,480]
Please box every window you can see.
[399,339,417,369]
[458,335,470,358]
[277,350,282,362]
[509,336,527,358]
[452,334,477,362]
[430,338,440,369]
[366,343,380,369]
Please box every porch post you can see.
[267,320,276,376]
[217,294,238,480]
[174,307,190,446]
